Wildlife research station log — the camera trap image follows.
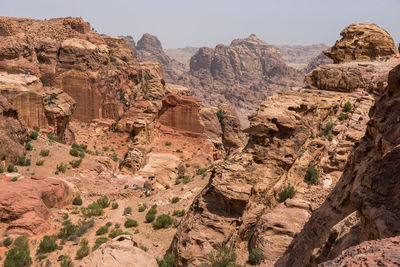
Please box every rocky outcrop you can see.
[304,53,333,74]
[277,64,400,266]
[324,23,398,63]
[0,73,76,139]
[177,34,304,125]
[305,58,400,93]
[0,17,168,125]
[80,235,158,267]
[0,175,75,235]
[123,34,186,82]
[319,236,400,267]
[0,94,28,163]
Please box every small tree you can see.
[343,101,352,112]
[279,184,296,202]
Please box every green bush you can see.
[123,206,132,216]
[304,166,319,185]
[11,177,18,182]
[111,202,119,209]
[121,56,129,62]
[320,123,334,137]
[171,197,180,204]
[40,77,48,86]
[36,160,45,166]
[17,156,31,166]
[48,135,64,143]
[7,165,16,173]
[339,113,349,120]
[343,101,352,112]
[97,196,110,208]
[165,141,172,146]
[93,237,108,251]
[81,202,104,218]
[157,253,175,267]
[216,109,225,121]
[56,163,67,173]
[279,184,296,202]
[0,166,3,173]
[25,143,33,151]
[96,225,109,236]
[4,236,32,267]
[124,219,138,228]
[3,237,12,247]
[145,206,157,223]
[38,235,58,254]
[153,214,173,229]
[139,245,148,252]
[108,228,129,239]
[248,248,265,265]
[70,159,82,168]
[60,256,73,267]
[206,246,238,267]
[73,197,82,206]
[30,131,38,140]
[182,175,191,184]
[138,204,147,212]
[40,150,50,157]
[172,209,185,217]
[33,126,40,132]
[58,220,78,240]
[75,239,89,260]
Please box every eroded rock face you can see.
[277,64,400,266]
[324,23,398,63]
[0,175,75,235]
[0,94,28,163]
[304,53,333,74]
[0,16,168,124]
[178,34,304,125]
[80,235,158,267]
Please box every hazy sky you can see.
[2,0,399,49]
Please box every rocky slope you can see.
[277,55,400,267]
[165,46,199,70]
[177,34,304,125]
[275,44,330,70]
[122,34,186,82]
[168,23,400,266]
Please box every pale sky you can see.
[2,0,399,48]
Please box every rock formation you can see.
[0,95,28,163]
[177,34,304,125]
[324,23,398,63]
[0,175,75,235]
[304,53,333,74]
[165,47,199,70]
[80,235,158,267]
[122,34,186,82]
[276,63,400,267]
[275,44,330,70]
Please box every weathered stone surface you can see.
[0,94,28,163]
[277,64,400,266]
[217,104,246,153]
[324,23,398,63]
[0,175,75,235]
[304,52,333,74]
[80,235,158,267]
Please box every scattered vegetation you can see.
[171,197,180,204]
[165,141,172,146]
[40,77,48,86]
[69,148,84,158]
[304,165,319,185]
[25,143,33,151]
[56,162,67,174]
[108,228,129,239]
[81,202,104,218]
[320,123,334,137]
[279,184,296,202]
[59,255,73,267]
[3,237,12,247]
[172,209,185,217]
[40,149,50,157]
[75,238,90,260]
[69,158,82,168]
[36,160,45,166]
[139,245,148,252]
[17,156,31,166]
[4,236,32,267]
[123,206,132,216]
[124,219,138,228]
[202,246,240,267]
[97,196,110,208]
[11,177,18,182]
[138,203,147,212]
[111,202,119,209]
[96,225,109,236]
[145,205,157,223]
[343,101,352,112]
[157,253,175,267]
[38,235,58,254]
[72,197,83,206]
[121,56,129,62]
[153,214,173,229]
[93,237,108,251]
[339,113,349,120]
[58,219,95,242]
[48,135,64,144]
[7,164,17,173]
[216,109,225,121]
[30,131,39,140]
[248,248,265,265]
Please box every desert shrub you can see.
[60,256,73,267]
[175,149,183,153]
[40,150,50,157]
[145,206,157,223]
[97,196,110,208]
[4,237,32,267]
[138,204,147,212]
[121,56,129,62]
[48,135,64,143]
[139,245,148,252]
[36,160,45,166]
[81,202,104,218]
[69,159,82,168]
[111,202,119,209]
[304,165,319,185]
[25,143,33,151]
[153,214,173,229]
[72,143,87,151]
[75,239,89,260]
[30,131,38,140]
[216,109,225,121]
[279,184,296,202]
[320,123,334,137]
[38,254,47,261]
[339,113,349,120]
[93,237,108,251]
[182,175,191,184]
[173,219,180,228]
[38,235,58,254]
[157,253,175,267]
[165,141,172,146]
[40,77,48,86]
[3,237,12,247]
[58,220,78,240]
[7,165,17,173]
[123,206,132,216]
[62,213,69,220]
[0,167,3,173]
[56,163,67,173]
[69,149,81,158]
[172,209,185,217]
[196,168,208,176]
[33,126,40,132]
[205,246,239,267]
[343,101,352,112]
[58,220,94,242]
[72,197,82,206]
[124,219,138,228]
[96,225,109,236]
[17,156,31,166]
[108,228,129,239]
[248,248,265,265]
[171,197,180,204]
[11,177,18,182]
